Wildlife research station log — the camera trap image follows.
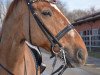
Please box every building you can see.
[0,28,1,41]
[0,19,1,41]
[73,12,100,51]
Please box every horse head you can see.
[23,0,88,67]
[0,0,88,74]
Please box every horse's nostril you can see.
[77,49,84,61]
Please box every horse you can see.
[0,0,88,75]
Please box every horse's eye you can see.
[42,10,52,16]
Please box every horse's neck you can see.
[0,0,26,70]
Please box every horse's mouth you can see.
[62,48,87,68]
[63,53,86,68]
[65,56,86,68]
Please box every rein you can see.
[0,64,14,75]
[0,0,74,75]
[25,0,74,75]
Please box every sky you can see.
[60,0,100,11]
[2,0,100,11]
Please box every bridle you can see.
[26,0,74,54]
[26,0,74,75]
[0,0,74,75]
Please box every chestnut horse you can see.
[0,0,88,75]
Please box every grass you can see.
[88,51,100,59]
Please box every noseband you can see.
[26,0,74,75]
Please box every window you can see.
[90,30,92,35]
[80,29,100,47]
[98,29,100,34]
[98,36,100,40]
[83,31,86,35]
[82,30,92,35]
[87,30,89,35]
[80,31,83,36]
[92,29,98,35]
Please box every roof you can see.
[72,12,100,26]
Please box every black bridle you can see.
[0,64,13,75]
[26,0,74,53]
[25,0,74,75]
[0,0,74,75]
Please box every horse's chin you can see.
[64,55,86,68]
[70,63,84,68]
[67,58,86,68]
[63,48,87,68]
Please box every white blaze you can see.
[50,3,71,24]
[50,3,62,13]
[50,3,75,37]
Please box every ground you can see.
[41,50,100,75]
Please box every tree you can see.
[5,0,12,9]
[56,0,69,16]
[0,0,6,27]
[55,1,100,23]
[66,9,89,23]
[0,0,12,27]
[86,6,99,15]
